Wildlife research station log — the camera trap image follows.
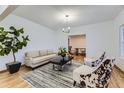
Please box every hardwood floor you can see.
[0,56,124,88]
[109,66,124,88]
[0,66,32,88]
[73,55,85,63]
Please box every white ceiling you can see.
[12,5,124,31]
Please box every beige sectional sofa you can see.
[24,50,57,68]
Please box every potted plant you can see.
[0,26,29,74]
[58,47,67,59]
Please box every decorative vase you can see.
[61,54,66,61]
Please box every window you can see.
[120,26,124,57]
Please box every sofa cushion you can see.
[39,50,48,56]
[25,51,40,58]
[32,54,56,64]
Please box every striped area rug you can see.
[22,62,82,88]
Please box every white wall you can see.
[114,9,124,71]
[114,9,124,57]
[0,14,57,71]
[56,21,116,58]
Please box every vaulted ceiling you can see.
[12,5,124,31]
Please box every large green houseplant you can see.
[0,26,29,74]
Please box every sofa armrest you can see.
[53,52,57,54]
[24,57,33,67]
[25,57,32,60]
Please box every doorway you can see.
[68,34,86,62]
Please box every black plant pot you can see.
[6,62,21,74]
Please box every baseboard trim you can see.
[0,64,25,73]
[115,65,124,74]
[0,69,7,73]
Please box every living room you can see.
[0,4,124,89]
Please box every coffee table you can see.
[49,56,73,71]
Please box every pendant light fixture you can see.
[62,15,71,33]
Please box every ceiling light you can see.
[62,15,71,33]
